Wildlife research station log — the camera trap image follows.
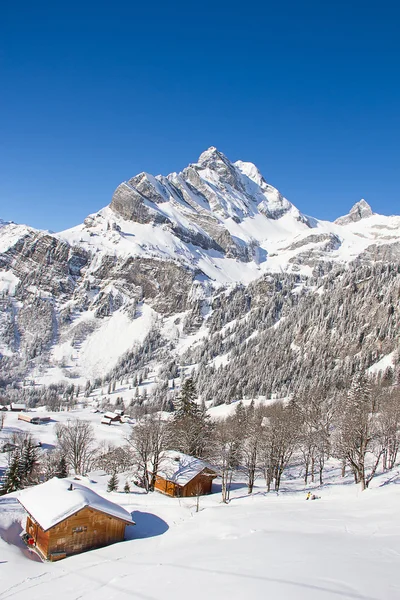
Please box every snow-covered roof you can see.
[103,412,120,420]
[17,478,135,531]
[10,403,27,410]
[155,451,216,486]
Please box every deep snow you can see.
[1,409,400,599]
[1,464,400,599]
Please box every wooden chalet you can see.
[151,451,217,498]
[18,413,51,425]
[101,412,122,425]
[17,478,135,561]
[10,402,27,412]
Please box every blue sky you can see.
[1,1,399,231]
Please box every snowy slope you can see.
[1,465,400,599]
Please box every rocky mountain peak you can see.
[197,146,229,166]
[349,199,373,219]
[335,199,374,225]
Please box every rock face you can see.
[109,147,304,264]
[335,200,374,225]
[1,148,400,383]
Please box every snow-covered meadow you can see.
[1,464,400,600]
[1,404,400,600]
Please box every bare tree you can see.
[238,403,264,494]
[333,374,380,490]
[127,412,168,492]
[213,415,242,503]
[377,387,400,471]
[95,443,133,474]
[55,419,98,475]
[260,402,299,492]
[293,389,334,485]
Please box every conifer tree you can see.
[175,377,198,418]
[55,456,68,478]
[1,454,22,494]
[124,480,131,493]
[19,437,38,485]
[169,378,213,457]
[107,472,119,492]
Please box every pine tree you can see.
[19,437,38,485]
[1,454,22,494]
[175,377,199,418]
[124,480,131,493]
[169,378,213,457]
[55,456,68,478]
[107,472,119,492]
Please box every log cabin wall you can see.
[181,470,214,497]
[25,507,128,559]
[47,507,127,558]
[154,469,215,497]
[26,515,50,558]
[154,475,178,497]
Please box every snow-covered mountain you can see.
[0,147,400,389]
[58,147,400,283]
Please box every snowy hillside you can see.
[2,455,400,599]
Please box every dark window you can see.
[72,526,87,534]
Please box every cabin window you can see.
[72,526,87,534]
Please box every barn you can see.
[101,412,122,425]
[152,451,217,498]
[10,402,27,412]
[17,478,135,561]
[18,413,51,425]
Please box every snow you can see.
[0,270,19,295]
[46,304,157,382]
[156,451,215,486]
[0,406,132,455]
[2,465,400,598]
[0,223,34,254]
[16,477,134,530]
[368,351,396,374]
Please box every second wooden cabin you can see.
[151,451,217,498]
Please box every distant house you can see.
[151,451,217,498]
[10,402,27,412]
[101,412,121,425]
[18,478,135,561]
[18,413,51,425]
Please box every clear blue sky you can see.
[1,1,399,231]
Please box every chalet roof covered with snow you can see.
[17,478,135,531]
[155,451,216,486]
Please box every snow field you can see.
[1,464,400,599]
[1,402,400,598]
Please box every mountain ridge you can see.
[0,148,400,392]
